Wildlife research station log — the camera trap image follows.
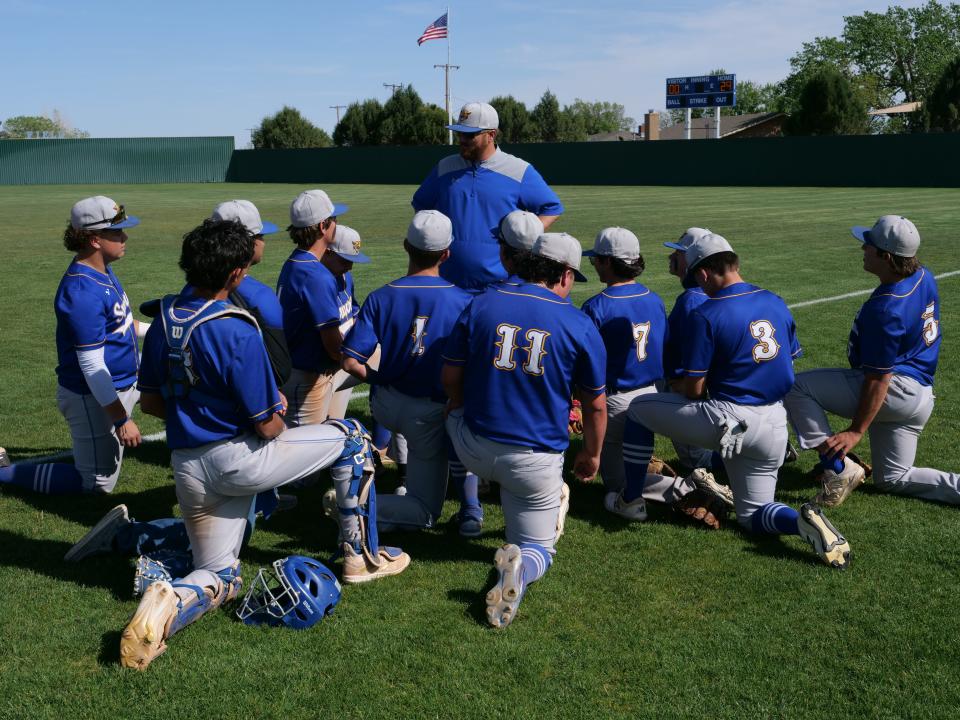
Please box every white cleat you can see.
[604,490,648,521]
[689,468,735,509]
[342,543,410,584]
[120,580,178,670]
[486,544,525,629]
[64,504,130,562]
[798,502,851,570]
[814,457,866,508]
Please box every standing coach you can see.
[412,101,564,292]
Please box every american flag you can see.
[417,13,448,45]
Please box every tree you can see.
[558,106,588,141]
[2,111,89,139]
[333,99,384,146]
[530,90,562,142]
[924,54,960,131]
[784,67,869,136]
[252,106,331,149]
[489,95,535,143]
[565,99,636,135]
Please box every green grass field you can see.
[1,183,959,720]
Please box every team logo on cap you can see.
[352,240,361,253]
[459,108,471,122]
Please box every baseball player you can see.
[276,190,358,426]
[0,196,143,495]
[785,215,958,506]
[340,210,474,532]
[618,233,852,569]
[412,101,564,293]
[121,218,408,670]
[442,232,608,627]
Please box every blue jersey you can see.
[276,249,355,372]
[342,275,472,401]
[664,286,708,380]
[138,295,282,449]
[581,283,667,392]
[412,149,563,291]
[848,267,940,386]
[55,261,139,394]
[236,275,283,330]
[683,282,801,405]
[443,283,606,452]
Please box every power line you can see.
[383,83,404,95]
[329,105,348,124]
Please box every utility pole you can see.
[433,63,460,145]
[383,83,403,95]
[330,105,347,124]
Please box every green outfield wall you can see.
[226,133,960,187]
[0,137,234,185]
[1,133,957,187]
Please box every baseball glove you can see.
[672,488,728,530]
[568,399,583,436]
[648,455,678,478]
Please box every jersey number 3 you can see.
[750,320,780,363]
[494,323,550,375]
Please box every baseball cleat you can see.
[64,504,130,562]
[341,543,410,584]
[797,502,851,570]
[555,482,571,539]
[0,447,9,468]
[456,507,483,538]
[486,543,525,629]
[689,468,735,509]
[604,490,648,521]
[784,441,800,464]
[814,456,866,508]
[120,580,178,670]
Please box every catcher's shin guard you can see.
[132,550,194,597]
[325,418,382,564]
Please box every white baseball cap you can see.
[583,227,640,262]
[685,233,735,271]
[664,227,711,251]
[531,232,588,282]
[211,200,278,236]
[499,211,543,251]
[446,101,499,134]
[71,196,140,230]
[289,189,348,229]
[407,210,453,251]
[329,225,371,264]
[851,215,920,258]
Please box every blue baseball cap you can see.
[664,227,711,252]
[851,215,920,258]
[330,225,371,264]
[71,196,140,230]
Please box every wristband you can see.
[113,416,129,431]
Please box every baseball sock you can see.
[449,456,481,517]
[751,502,799,535]
[0,463,85,494]
[519,543,553,586]
[818,453,845,474]
[623,418,654,502]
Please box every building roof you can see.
[587,130,644,142]
[869,101,922,116]
[659,111,785,140]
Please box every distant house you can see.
[659,111,786,140]
[587,130,645,142]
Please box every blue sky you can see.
[2,0,927,145]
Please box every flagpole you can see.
[446,5,452,145]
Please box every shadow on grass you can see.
[98,630,123,667]
[6,437,173,470]
[0,528,134,599]
[447,565,499,626]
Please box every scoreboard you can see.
[665,74,736,109]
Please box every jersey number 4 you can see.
[749,320,780,362]
[494,323,550,375]
[411,316,429,356]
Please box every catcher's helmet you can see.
[237,555,341,630]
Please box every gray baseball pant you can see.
[372,385,447,529]
[785,368,960,504]
[56,385,140,493]
[627,392,788,528]
[446,409,563,550]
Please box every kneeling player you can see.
[341,211,473,532]
[120,219,409,670]
[442,232,607,627]
[621,234,851,569]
